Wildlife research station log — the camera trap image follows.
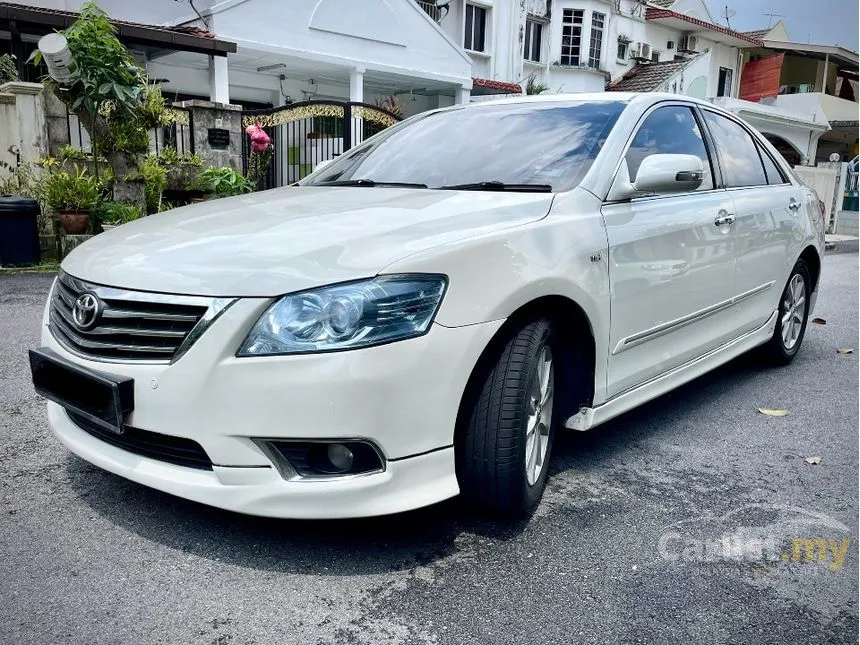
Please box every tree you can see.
[30,2,171,207]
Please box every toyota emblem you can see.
[72,292,101,330]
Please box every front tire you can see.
[763,259,811,365]
[456,319,556,518]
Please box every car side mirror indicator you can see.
[608,154,705,201]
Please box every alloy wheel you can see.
[525,345,554,486]
[781,273,806,350]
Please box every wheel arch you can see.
[453,294,597,452]
[799,245,821,291]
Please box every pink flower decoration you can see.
[245,124,258,136]
[250,127,270,153]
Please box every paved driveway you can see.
[1,252,857,645]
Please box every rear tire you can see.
[762,259,811,365]
[456,319,556,518]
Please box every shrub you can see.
[94,201,144,225]
[42,169,102,212]
[195,167,251,197]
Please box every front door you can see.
[602,104,737,398]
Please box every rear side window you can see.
[702,111,767,188]
[757,143,788,185]
[625,106,714,191]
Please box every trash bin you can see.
[0,196,41,267]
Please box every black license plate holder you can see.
[29,348,134,434]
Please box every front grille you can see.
[49,272,213,363]
[67,411,213,470]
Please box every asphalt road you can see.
[1,252,857,645]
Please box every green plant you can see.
[195,166,251,197]
[525,73,549,95]
[157,146,180,166]
[135,155,168,213]
[93,200,144,225]
[58,145,88,162]
[0,54,18,84]
[181,152,203,167]
[42,169,101,212]
[29,2,171,205]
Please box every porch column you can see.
[349,67,364,148]
[456,85,471,105]
[349,67,364,103]
[209,54,230,104]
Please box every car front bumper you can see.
[40,297,504,518]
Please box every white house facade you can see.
[11,0,476,114]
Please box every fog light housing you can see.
[258,439,384,480]
[325,443,354,472]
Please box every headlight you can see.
[237,275,447,356]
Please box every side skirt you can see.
[565,310,778,431]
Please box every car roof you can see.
[448,92,719,111]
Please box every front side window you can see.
[304,101,626,192]
[625,106,714,191]
[560,9,584,66]
[589,12,605,69]
[524,18,543,62]
[617,38,629,60]
[465,4,487,52]
[702,110,767,187]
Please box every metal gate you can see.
[240,100,402,189]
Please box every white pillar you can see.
[456,86,471,105]
[209,55,230,104]
[349,67,364,148]
[349,67,364,103]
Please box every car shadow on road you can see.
[64,351,773,576]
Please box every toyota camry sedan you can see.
[30,93,824,519]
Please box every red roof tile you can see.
[472,77,522,94]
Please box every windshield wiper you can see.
[436,181,553,193]
[313,179,428,188]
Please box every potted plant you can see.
[94,201,144,231]
[42,169,101,234]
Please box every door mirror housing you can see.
[609,154,705,201]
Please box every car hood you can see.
[62,186,555,297]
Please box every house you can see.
[415,0,857,165]
[2,0,475,113]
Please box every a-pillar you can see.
[209,54,230,104]
[349,67,364,149]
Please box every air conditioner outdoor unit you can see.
[678,35,699,53]
[631,42,652,60]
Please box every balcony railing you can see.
[416,0,444,22]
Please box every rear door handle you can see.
[788,198,802,211]
[714,213,736,226]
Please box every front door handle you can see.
[788,198,802,211]
[714,213,736,227]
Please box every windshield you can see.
[302,101,626,192]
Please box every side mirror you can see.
[609,154,704,201]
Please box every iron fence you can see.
[64,105,194,160]
[241,100,402,189]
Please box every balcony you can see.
[771,92,859,125]
[416,0,444,23]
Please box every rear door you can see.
[699,109,800,337]
[602,104,737,398]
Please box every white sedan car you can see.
[30,93,824,519]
